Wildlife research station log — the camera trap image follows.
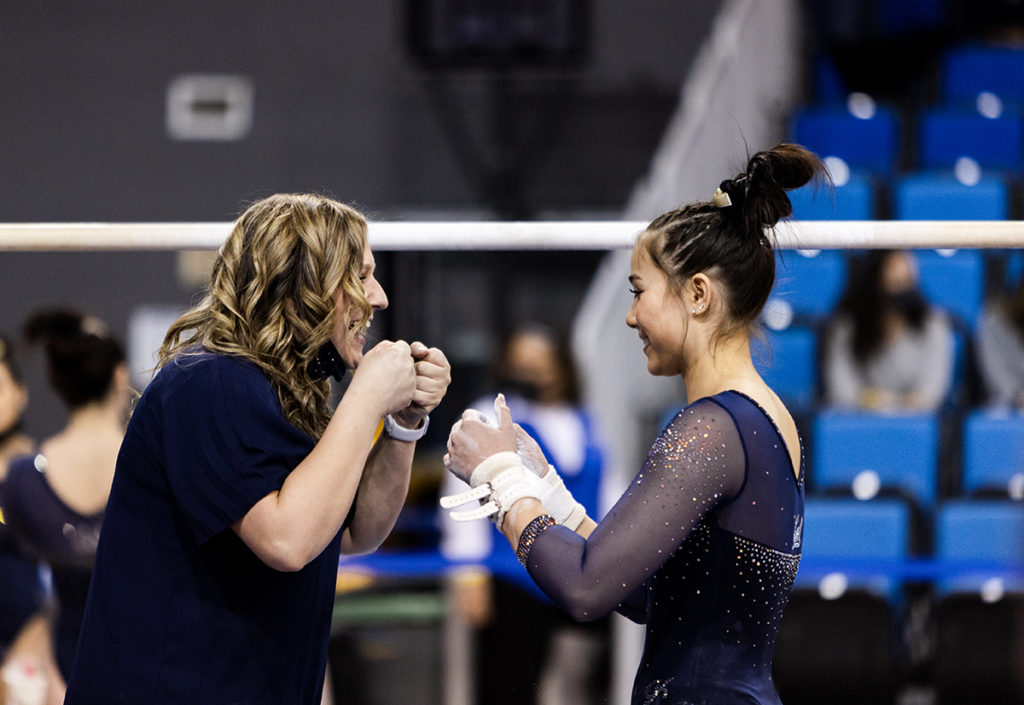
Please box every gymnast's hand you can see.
[444,394,517,484]
[514,424,548,476]
[392,341,451,429]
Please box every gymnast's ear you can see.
[687,272,714,316]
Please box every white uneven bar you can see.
[0,220,1022,252]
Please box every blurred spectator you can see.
[440,322,609,705]
[976,265,1024,409]
[0,334,43,662]
[0,309,131,703]
[823,249,954,411]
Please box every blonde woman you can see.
[64,194,450,705]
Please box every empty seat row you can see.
[779,496,1024,705]
[803,409,1024,510]
[793,104,1024,175]
[787,168,1012,221]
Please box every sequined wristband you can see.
[516,514,557,567]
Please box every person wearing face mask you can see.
[439,322,608,705]
[823,249,955,411]
[63,194,451,705]
[0,335,43,662]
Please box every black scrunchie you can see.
[717,176,749,211]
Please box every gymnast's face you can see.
[331,246,388,369]
[626,244,689,377]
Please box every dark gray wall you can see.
[0,0,719,220]
[0,0,722,438]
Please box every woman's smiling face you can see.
[331,245,388,369]
[626,244,689,377]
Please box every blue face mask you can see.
[307,341,348,381]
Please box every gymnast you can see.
[443,144,826,705]
[64,194,451,705]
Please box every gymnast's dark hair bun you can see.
[717,143,825,242]
[641,143,827,330]
[23,308,125,410]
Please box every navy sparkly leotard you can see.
[524,390,805,705]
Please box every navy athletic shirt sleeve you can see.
[524,396,746,621]
[160,355,313,544]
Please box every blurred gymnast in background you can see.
[63,194,451,705]
[0,334,42,663]
[0,309,131,703]
[439,321,608,705]
[443,144,825,705]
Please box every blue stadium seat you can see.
[874,0,945,34]
[812,410,939,510]
[792,105,901,174]
[932,499,1024,704]
[941,44,1024,107]
[768,249,848,323]
[962,411,1024,497]
[796,497,913,595]
[918,108,1024,172]
[752,326,818,413]
[788,174,875,220]
[913,248,986,330]
[775,497,911,703]
[1006,250,1023,291]
[893,172,1009,221]
[934,500,1024,594]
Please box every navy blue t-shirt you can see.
[65,352,342,705]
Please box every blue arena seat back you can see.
[796,497,912,599]
[752,326,818,412]
[934,500,1024,594]
[768,249,847,322]
[941,44,1024,107]
[894,173,1009,221]
[788,174,875,220]
[913,248,986,330]
[918,109,1024,172]
[792,105,900,174]
[812,411,940,509]
[874,0,945,34]
[962,411,1024,497]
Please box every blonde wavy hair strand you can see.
[158,194,372,438]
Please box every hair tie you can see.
[712,187,732,208]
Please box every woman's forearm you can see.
[340,433,415,554]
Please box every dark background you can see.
[0,1,721,438]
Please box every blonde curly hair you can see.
[159,194,371,438]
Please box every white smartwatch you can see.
[384,414,430,442]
